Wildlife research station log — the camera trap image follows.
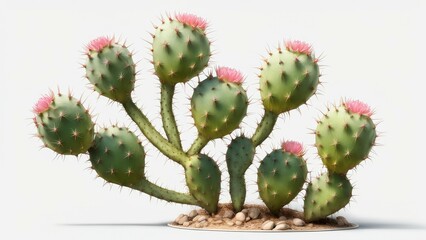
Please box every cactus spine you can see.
[33,13,379,220]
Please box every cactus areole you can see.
[33,13,379,224]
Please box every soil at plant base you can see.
[170,203,355,231]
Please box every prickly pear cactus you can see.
[33,13,379,221]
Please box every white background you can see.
[1,0,425,239]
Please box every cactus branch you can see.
[251,110,279,146]
[136,178,198,205]
[160,83,183,150]
[122,99,188,165]
[187,135,209,156]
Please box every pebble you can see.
[188,210,198,218]
[245,217,251,222]
[242,209,249,214]
[177,215,189,225]
[201,221,209,227]
[226,221,235,226]
[197,209,209,215]
[207,217,214,223]
[174,214,184,223]
[261,220,275,230]
[248,208,261,219]
[194,223,201,228]
[182,221,190,227]
[235,212,246,222]
[223,210,235,219]
[235,220,243,226]
[213,220,223,224]
[307,223,313,227]
[292,218,305,226]
[273,223,290,230]
[276,221,287,225]
[198,215,208,222]
[336,216,350,226]
[278,216,287,221]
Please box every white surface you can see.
[1,0,425,239]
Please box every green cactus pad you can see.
[259,47,319,114]
[85,43,135,103]
[35,94,94,155]
[304,172,353,222]
[257,149,307,214]
[226,136,255,211]
[316,106,376,174]
[191,77,248,139]
[89,126,145,187]
[152,19,210,84]
[184,154,221,213]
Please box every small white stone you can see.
[182,221,190,227]
[223,210,235,219]
[279,216,287,221]
[194,223,201,228]
[276,220,287,225]
[336,216,350,226]
[292,218,305,226]
[174,214,184,223]
[226,221,235,226]
[201,221,209,227]
[261,220,275,230]
[197,215,208,222]
[235,220,243,226]
[273,223,290,230]
[178,215,189,225]
[248,208,261,219]
[245,217,251,222]
[213,220,223,224]
[188,210,198,218]
[235,212,246,222]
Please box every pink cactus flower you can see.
[216,67,244,84]
[33,92,54,114]
[87,36,113,52]
[282,140,304,156]
[175,13,207,31]
[285,40,312,55]
[344,100,373,117]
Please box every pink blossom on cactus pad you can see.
[175,13,207,30]
[87,36,113,52]
[344,100,373,117]
[285,40,312,55]
[282,140,304,156]
[215,67,244,84]
[33,92,54,114]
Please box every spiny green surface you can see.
[191,77,248,139]
[316,106,376,174]
[89,126,145,187]
[304,172,352,222]
[85,43,135,102]
[257,149,307,214]
[259,48,319,114]
[226,136,255,211]
[184,154,221,213]
[152,20,210,84]
[35,94,94,155]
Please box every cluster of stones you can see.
[173,207,351,231]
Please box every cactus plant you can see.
[33,12,378,223]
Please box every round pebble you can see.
[178,215,189,225]
[226,221,235,226]
[235,220,243,226]
[194,223,201,228]
[261,220,275,230]
[273,223,290,230]
[188,210,198,218]
[336,216,350,226]
[182,221,190,227]
[197,215,208,222]
[223,210,235,219]
[292,218,305,226]
[235,212,246,222]
[213,220,223,224]
[174,214,184,223]
[248,208,261,219]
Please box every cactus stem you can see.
[187,135,209,156]
[251,109,279,147]
[160,83,183,149]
